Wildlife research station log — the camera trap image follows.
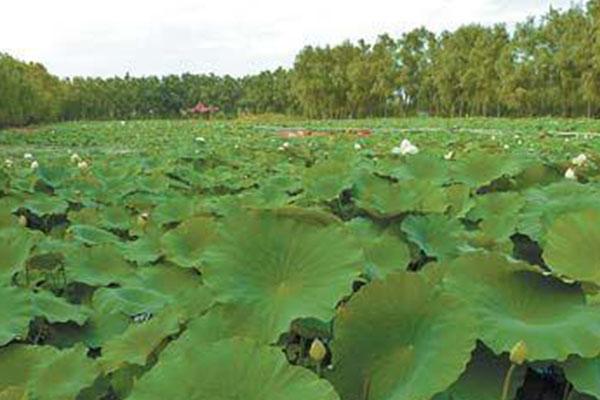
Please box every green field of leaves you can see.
[1,118,600,400]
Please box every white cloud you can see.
[0,0,578,77]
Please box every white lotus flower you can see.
[282,142,290,149]
[120,121,126,126]
[444,151,454,160]
[30,160,39,170]
[354,143,362,151]
[565,168,577,180]
[503,144,510,150]
[77,161,89,170]
[70,153,82,163]
[392,139,419,156]
[4,159,13,168]
[195,136,206,143]
[572,153,587,167]
[491,135,497,141]
[24,153,33,160]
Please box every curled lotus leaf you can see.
[563,356,600,399]
[100,309,183,372]
[329,271,477,400]
[302,159,354,201]
[128,337,339,400]
[64,244,136,286]
[347,218,411,278]
[401,214,469,262]
[0,344,57,392]
[0,228,34,282]
[451,152,524,188]
[160,216,218,268]
[203,210,363,343]
[28,344,100,400]
[353,173,447,217]
[517,182,600,243]
[0,287,88,346]
[445,252,600,361]
[544,209,600,286]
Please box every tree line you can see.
[1,1,600,127]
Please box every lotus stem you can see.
[501,363,517,400]
[562,383,572,400]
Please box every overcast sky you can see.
[1,0,578,78]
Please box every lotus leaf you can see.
[329,271,476,400]
[203,211,362,343]
[128,337,340,400]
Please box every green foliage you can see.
[0,118,599,399]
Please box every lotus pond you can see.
[1,118,600,400]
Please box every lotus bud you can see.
[30,160,39,170]
[4,159,13,168]
[565,168,577,180]
[138,212,150,227]
[70,153,82,163]
[195,136,206,143]
[24,153,33,160]
[444,151,454,160]
[509,340,527,365]
[77,161,89,170]
[354,143,362,151]
[309,338,327,363]
[572,153,587,167]
[18,215,27,227]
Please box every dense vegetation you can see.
[1,118,600,399]
[2,1,600,127]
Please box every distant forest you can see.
[2,1,600,127]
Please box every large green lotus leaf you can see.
[329,271,476,400]
[388,153,450,185]
[100,309,182,372]
[22,194,69,216]
[28,344,100,400]
[240,175,297,208]
[347,218,411,278]
[0,228,34,282]
[203,211,362,343]
[68,224,121,246]
[35,164,75,189]
[445,252,600,361]
[517,182,600,243]
[353,173,447,217]
[451,152,524,188]
[65,244,136,286]
[0,344,58,391]
[563,356,600,399]
[445,183,473,217]
[468,192,524,238]
[99,205,132,230]
[401,214,470,262]
[0,287,88,345]
[544,210,600,285]
[151,195,198,226]
[302,159,354,201]
[432,343,526,400]
[120,264,212,319]
[118,228,162,265]
[68,207,101,226]
[59,311,131,349]
[128,337,340,400]
[160,216,218,268]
